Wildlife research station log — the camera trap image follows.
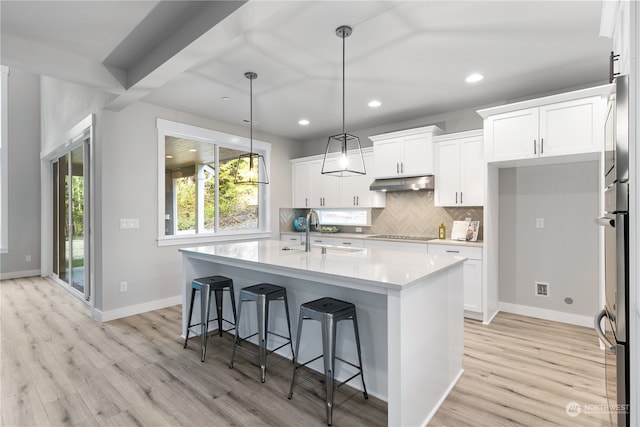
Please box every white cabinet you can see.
[481,93,606,163]
[369,125,444,178]
[428,243,483,316]
[364,238,426,253]
[434,130,484,207]
[338,153,386,208]
[291,149,385,209]
[292,161,313,208]
[600,0,631,78]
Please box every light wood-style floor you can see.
[1,277,610,426]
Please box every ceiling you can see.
[0,1,612,142]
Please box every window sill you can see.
[157,231,271,247]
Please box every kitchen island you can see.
[179,239,465,427]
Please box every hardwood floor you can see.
[1,277,609,426]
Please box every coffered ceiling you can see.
[0,1,612,141]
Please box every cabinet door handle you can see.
[341,242,352,245]
[446,250,460,253]
[353,196,356,206]
[460,192,463,204]
[541,138,544,154]
[305,197,308,207]
[455,192,458,204]
[401,162,404,174]
[396,163,400,174]
[533,139,537,154]
[356,196,359,206]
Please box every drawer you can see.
[428,244,482,260]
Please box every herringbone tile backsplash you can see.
[280,191,483,240]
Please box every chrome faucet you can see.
[305,209,320,252]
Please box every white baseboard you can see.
[498,302,593,328]
[94,295,181,322]
[0,269,41,280]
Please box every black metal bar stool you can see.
[184,275,237,362]
[288,297,368,426]
[229,283,294,383]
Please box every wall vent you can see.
[535,281,550,297]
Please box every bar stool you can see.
[288,297,368,426]
[184,275,237,362]
[229,283,294,383]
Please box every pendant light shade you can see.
[234,71,269,185]
[321,25,366,177]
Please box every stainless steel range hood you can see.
[369,175,434,192]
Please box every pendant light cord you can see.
[342,31,346,136]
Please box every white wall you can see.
[498,161,600,318]
[0,68,41,278]
[38,75,301,319]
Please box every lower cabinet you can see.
[428,244,483,317]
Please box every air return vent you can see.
[535,282,550,297]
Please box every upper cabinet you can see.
[434,130,484,207]
[291,149,385,209]
[369,125,444,178]
[478,85,611,165]
[600,0,631,78]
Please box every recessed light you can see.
[188,149,197,152]
[298,119,310,126]
[368,100,382,108]
[465,73,484,83]
[221,96,230,101]
[166,155,174,159]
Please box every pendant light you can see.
[321,25,366,177]
[234,71,269,185]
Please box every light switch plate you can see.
[536,218,544,228]
[120,218,140,229]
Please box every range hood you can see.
[369,175,434,192]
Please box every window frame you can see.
[1,66,9,253]
[156,119,271,246]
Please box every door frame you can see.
[41,114,95,314]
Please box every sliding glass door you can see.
[52,141,89,300]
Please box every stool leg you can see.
[322,315,337,426]
[257,294,268,383]
[288,311,305,399]
[229,285,237,330]
[214,289,224,337]
[200,282,211,362]
[282,293,295,360]
[229,297,243,368]
[184,288,196,348]
[352,313,368,399]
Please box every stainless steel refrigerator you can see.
[595,74,630,427]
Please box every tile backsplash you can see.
[280,191,483,240]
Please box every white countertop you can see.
[280,231,483,247]
[180,239,466,290]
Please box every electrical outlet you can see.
[25,254,31,262]
[536,218,544,228]
[120,281,128,292]
[535,281,549,297]
[355,227,362,233]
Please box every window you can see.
[0,66,8,253]
[157,119,270,246]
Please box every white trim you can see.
[498,302,593,328]
[0,269,41,280]
[1,66,9,253]
[93,295,182,322]
[156,118,271,245]
[477,83,613,118]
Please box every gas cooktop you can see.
[368,234,436,242]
